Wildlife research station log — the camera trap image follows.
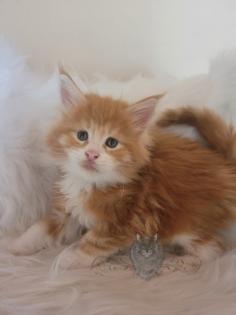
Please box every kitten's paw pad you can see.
[55,246,95,270]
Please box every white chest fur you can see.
[59,173,95,228]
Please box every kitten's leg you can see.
[56,228,133,269]
[8,210,75,255]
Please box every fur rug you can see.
[1,41,236,315]
[1,246,236,315]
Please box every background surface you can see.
[1,0,236,78]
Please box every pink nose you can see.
[85,149,100,161]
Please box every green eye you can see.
[105,137,119,148]
[77,130,88,141]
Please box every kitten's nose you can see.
[85,149,100,161]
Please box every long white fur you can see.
[2,41,236,314]
[0,41,60,235]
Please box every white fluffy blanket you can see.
[1,41,236,315]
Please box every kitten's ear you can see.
[129,94,164,132]
[58,64,86,110]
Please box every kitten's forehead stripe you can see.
[70,94,131,132]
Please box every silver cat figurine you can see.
[130,234,164,280]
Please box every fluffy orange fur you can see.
[10,71,236,268]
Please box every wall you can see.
[0,0,236,78]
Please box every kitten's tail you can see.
[157,106,236,161]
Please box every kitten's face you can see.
[64,113,129,186]
[47,69,159,187]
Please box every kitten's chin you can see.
[62,160,131,188]
[81,161,98,172]
[76,165,130,188]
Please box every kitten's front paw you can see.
[0,236,32,255]
[0,236,16,251]
[9,238,37,255]
[2,222,51,255]
[56,245,95,270]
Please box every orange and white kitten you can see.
[9,69,236,269]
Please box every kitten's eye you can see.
[105,137,119,148]
[77,130,88,141]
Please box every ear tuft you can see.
[129,94,163,131]
[58,64,86,110]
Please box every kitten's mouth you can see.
[81,161,98,172]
